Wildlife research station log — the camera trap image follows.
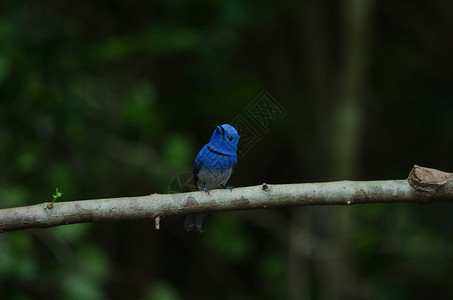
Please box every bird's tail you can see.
[184,214,206,233]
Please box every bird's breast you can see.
[196,166,233,189]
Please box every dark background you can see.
[1,0,452,299]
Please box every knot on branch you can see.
[262,183,271,192]
[408,165,453,194]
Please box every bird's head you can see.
[208,124,239,155]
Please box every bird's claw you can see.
[222,184,234,191]
[199,183,210,195]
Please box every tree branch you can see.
[1,165,452,233]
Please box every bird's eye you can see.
[228,136,233,141]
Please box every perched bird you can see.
[184,124,240,233]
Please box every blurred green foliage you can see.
[1,0,453,299]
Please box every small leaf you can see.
[48,188,63,208]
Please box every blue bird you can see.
[184,124,240,233]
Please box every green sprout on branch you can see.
[48,188,63,209]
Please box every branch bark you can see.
[0,165,452,233]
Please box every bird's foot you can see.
[221,184,234,191]
[200,183,209,195]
